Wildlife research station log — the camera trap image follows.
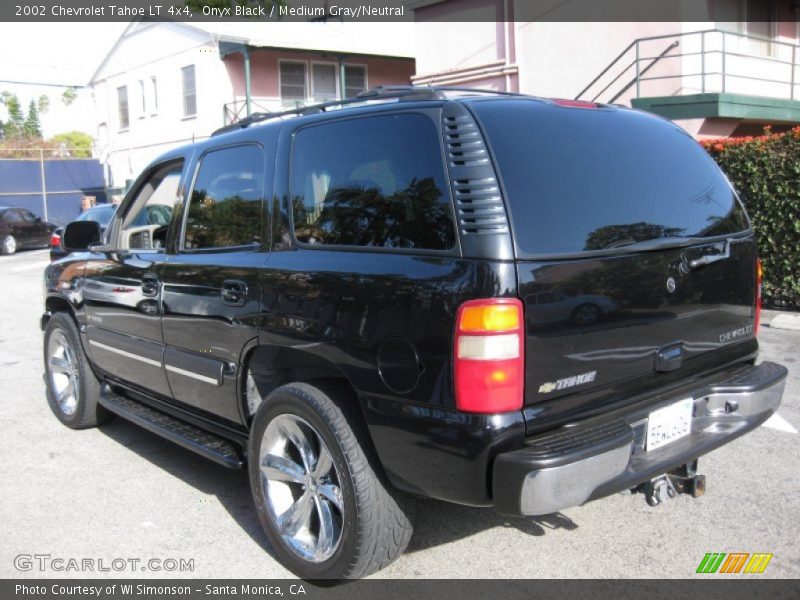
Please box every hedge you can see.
[700,126,800,309]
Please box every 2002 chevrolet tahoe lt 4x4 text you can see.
[42,86,787,578]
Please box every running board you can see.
[98,386,244,469]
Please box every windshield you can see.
[77,205,116,227]
[471,99,749,257]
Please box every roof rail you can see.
[211,85,523,136]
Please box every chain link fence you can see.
[0,147,106,225]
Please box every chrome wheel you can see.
[246,369,263,416]
[47,330,80,416]
[2,235,16,255]
[259,414,344,563]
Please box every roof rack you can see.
[211,85,524,136]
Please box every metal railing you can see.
[576,28,800,105]
[223,96,327,125]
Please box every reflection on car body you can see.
[526,291,620,326]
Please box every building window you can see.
[139,80,146,116]
[280,61,307,104]
[311,63,337,101]
[117,85,129,129]
[151,76,158,113]
[718,0,777,55]
[344,65,367,98]
[181,65,197,117]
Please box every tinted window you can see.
[3,210,22,224]
[291,113,455,251]
[472,100,749,256]
[123,161,182,234]
[78,205,116,226]
[19,209,38,222]
[184,145,264,250]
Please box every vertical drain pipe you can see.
[243,45,252,117]
[339,57,346,100]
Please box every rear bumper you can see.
[493,361,787,516]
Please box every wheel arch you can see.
[241,343,376,460]
[43,294,80,330]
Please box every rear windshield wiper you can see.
[603,236,703,253]
[605,236,736,268]
[689,239,731,269]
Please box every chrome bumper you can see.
[493,361,787,516]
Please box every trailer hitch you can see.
[638,461,706,506]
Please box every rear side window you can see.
[3,210,22,223]
[290,113,455,251]
[184,145,264,250]
[471,100,749,257]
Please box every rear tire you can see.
[43,312,114,429]
[1,234,16,255]
[248,382,412,578]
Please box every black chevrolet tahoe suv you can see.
[42,87,787,579]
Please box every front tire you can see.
[43,312,114,429]
[1,234,16,255]
[248,382,412,579]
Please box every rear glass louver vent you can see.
[443,114,489,167]
[453,177,508,235]
[442,109,509,237]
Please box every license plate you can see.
[646,398,694,451]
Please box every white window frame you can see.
[138,79,146,118]
[343,63,369,98]
[150,76,158,115]
[310,61,339,101]
[117,85,129,131]
[181,64,197,118]
[278,60,308,104]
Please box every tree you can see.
[38,94,50,114]
[1,91,25,139]
[61,87,77,106]
[50,131,94,158]
[23,100,42,138]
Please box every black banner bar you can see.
[3,580,800,600]
[0,0,747,23]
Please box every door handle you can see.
[221,280,248,307]
[141,274,160,298]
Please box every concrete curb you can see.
[768,313,800,331]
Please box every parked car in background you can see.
[50,204,118,261]
[0,207,57,255]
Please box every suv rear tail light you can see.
[454,298,524,413]
[50,232,61,248]
[755,258,763,335]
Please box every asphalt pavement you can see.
[1,248,798,579]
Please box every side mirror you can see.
[63,221,101,252]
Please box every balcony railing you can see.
[223,96,344,126]
[576,29,800,105]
